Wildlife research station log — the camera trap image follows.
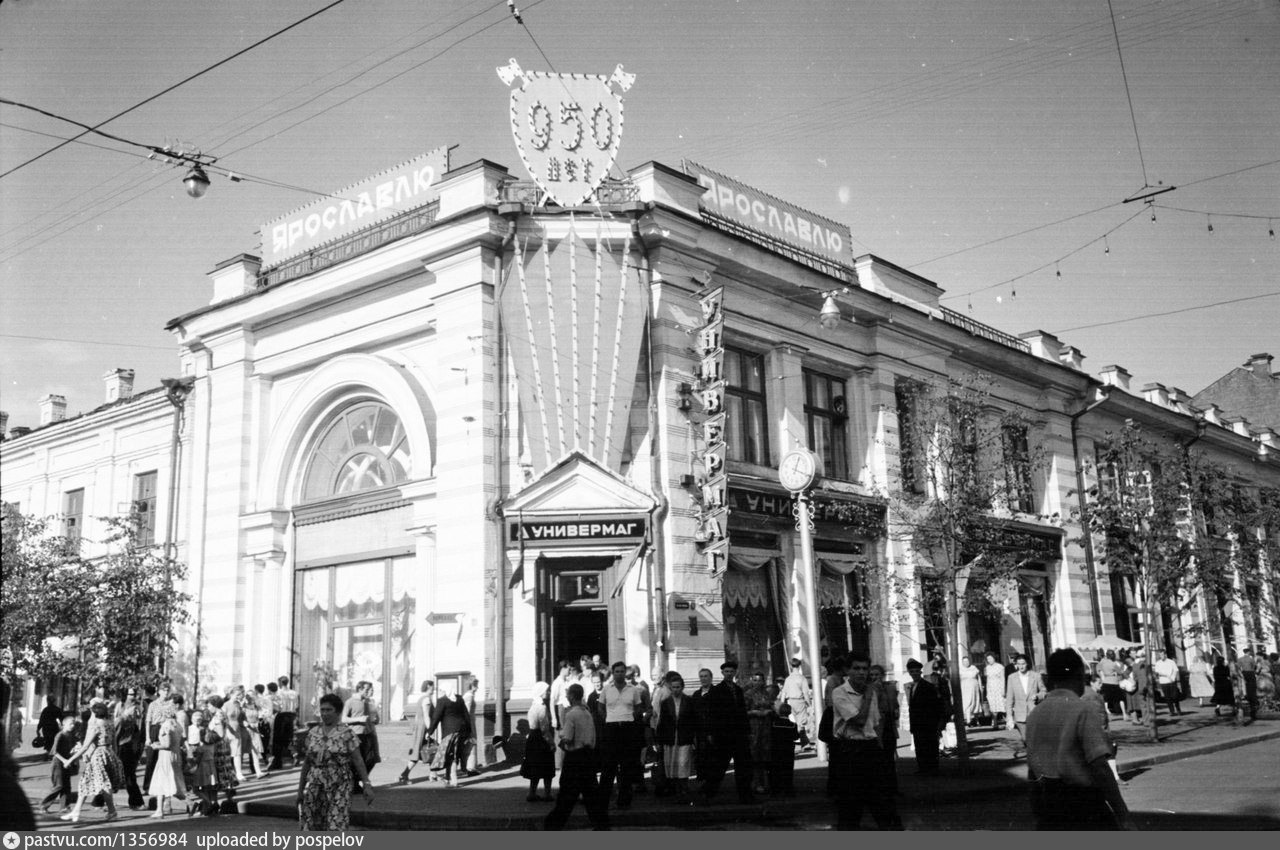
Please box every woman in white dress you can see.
[982,653,1006,728]
[958,656,982,726]
[148,704,186,818]
[1187,649,1216,708]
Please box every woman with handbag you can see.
[427,681,472,789]
[519,682,555,801]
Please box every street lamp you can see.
[780,448,825,761]
[183,165,211,199]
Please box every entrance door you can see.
[551,607,610,673]
[538,557,616,681]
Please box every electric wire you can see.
[0,332,176,351]
[0,3,538,261]
[0,0,504,246]
[1051,291,1280,334]
[1106,0,1151,187]
[938,207,1149,302]
[670,0,1256,166]
[0,0,353,180]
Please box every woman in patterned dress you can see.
[205,695,240,803]
[59,702,124,823]
[983,653,1006,728]
[297,693,374,831]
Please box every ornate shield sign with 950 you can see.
[498,58,635,207]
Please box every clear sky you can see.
[1,0,1277,426]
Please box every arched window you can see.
[301,402,410,502]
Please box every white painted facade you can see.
[4,152,1275,738]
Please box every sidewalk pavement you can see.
[12,702,1278,830]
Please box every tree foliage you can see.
[1075,420,1270,739]
[857,373,1056,759]
[0,504,191,694]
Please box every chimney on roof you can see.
[1099,365,1131,391]
[103,368,136,404]
[1245,353,1273,378]
[1141,383,1169,408]
[1167,387,1193,415]
[0,411,7,437]
[39,394,67,426]
[1018,330,1063,363]
[1059,345,1085,371]
[209,254,262,305]
[9,426,31,439]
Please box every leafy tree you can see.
[1076,421,1267,740]
[1,503,93,688]
[859,374,1056,761]
[0,505,191,697]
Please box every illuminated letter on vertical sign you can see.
[499,58,635,207]
[694,284,730,561]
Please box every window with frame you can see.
[64,488,84,540]
[301,402,411,502]
[1001,423,1035,513]
[804,369,849,480]
[724,348,769,465]
[133,471,158,547]
[894,378,925,494]
[949,398,980,492]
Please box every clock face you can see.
[779,449,817,492]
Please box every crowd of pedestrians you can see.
[25,675,312,824]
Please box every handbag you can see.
[817,707,834,745]
[32,735,46,749]
[418,737,439,765]
[1120,675,1137,694]
[941,722,958,749]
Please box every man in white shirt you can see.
[598,661,642,810]
[829,654,901,830]
[269,675,300,771]
[780,657,813,747]
[1153,651,1184,716]
[545,684,610,830]
[549,661,576,730]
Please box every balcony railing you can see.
[938,306,1031,354]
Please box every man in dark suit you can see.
[688,668,715,781]
[699,660,756,804]
[904,658,944,776]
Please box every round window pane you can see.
[302,402,410,501]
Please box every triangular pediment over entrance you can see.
[503,450,655,517]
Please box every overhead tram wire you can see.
[0,3,537,262]
[0,1,509,252]
[672,0,1258,164]
[213,0,547,158]
[212,0,511,159]
[1107,0,1152,189]
[694,0,1256,162]
[1051,291,1280,334]
[0,0,352,180]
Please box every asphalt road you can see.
[20,738,1279,832]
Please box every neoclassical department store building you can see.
[4,137,1277,732]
